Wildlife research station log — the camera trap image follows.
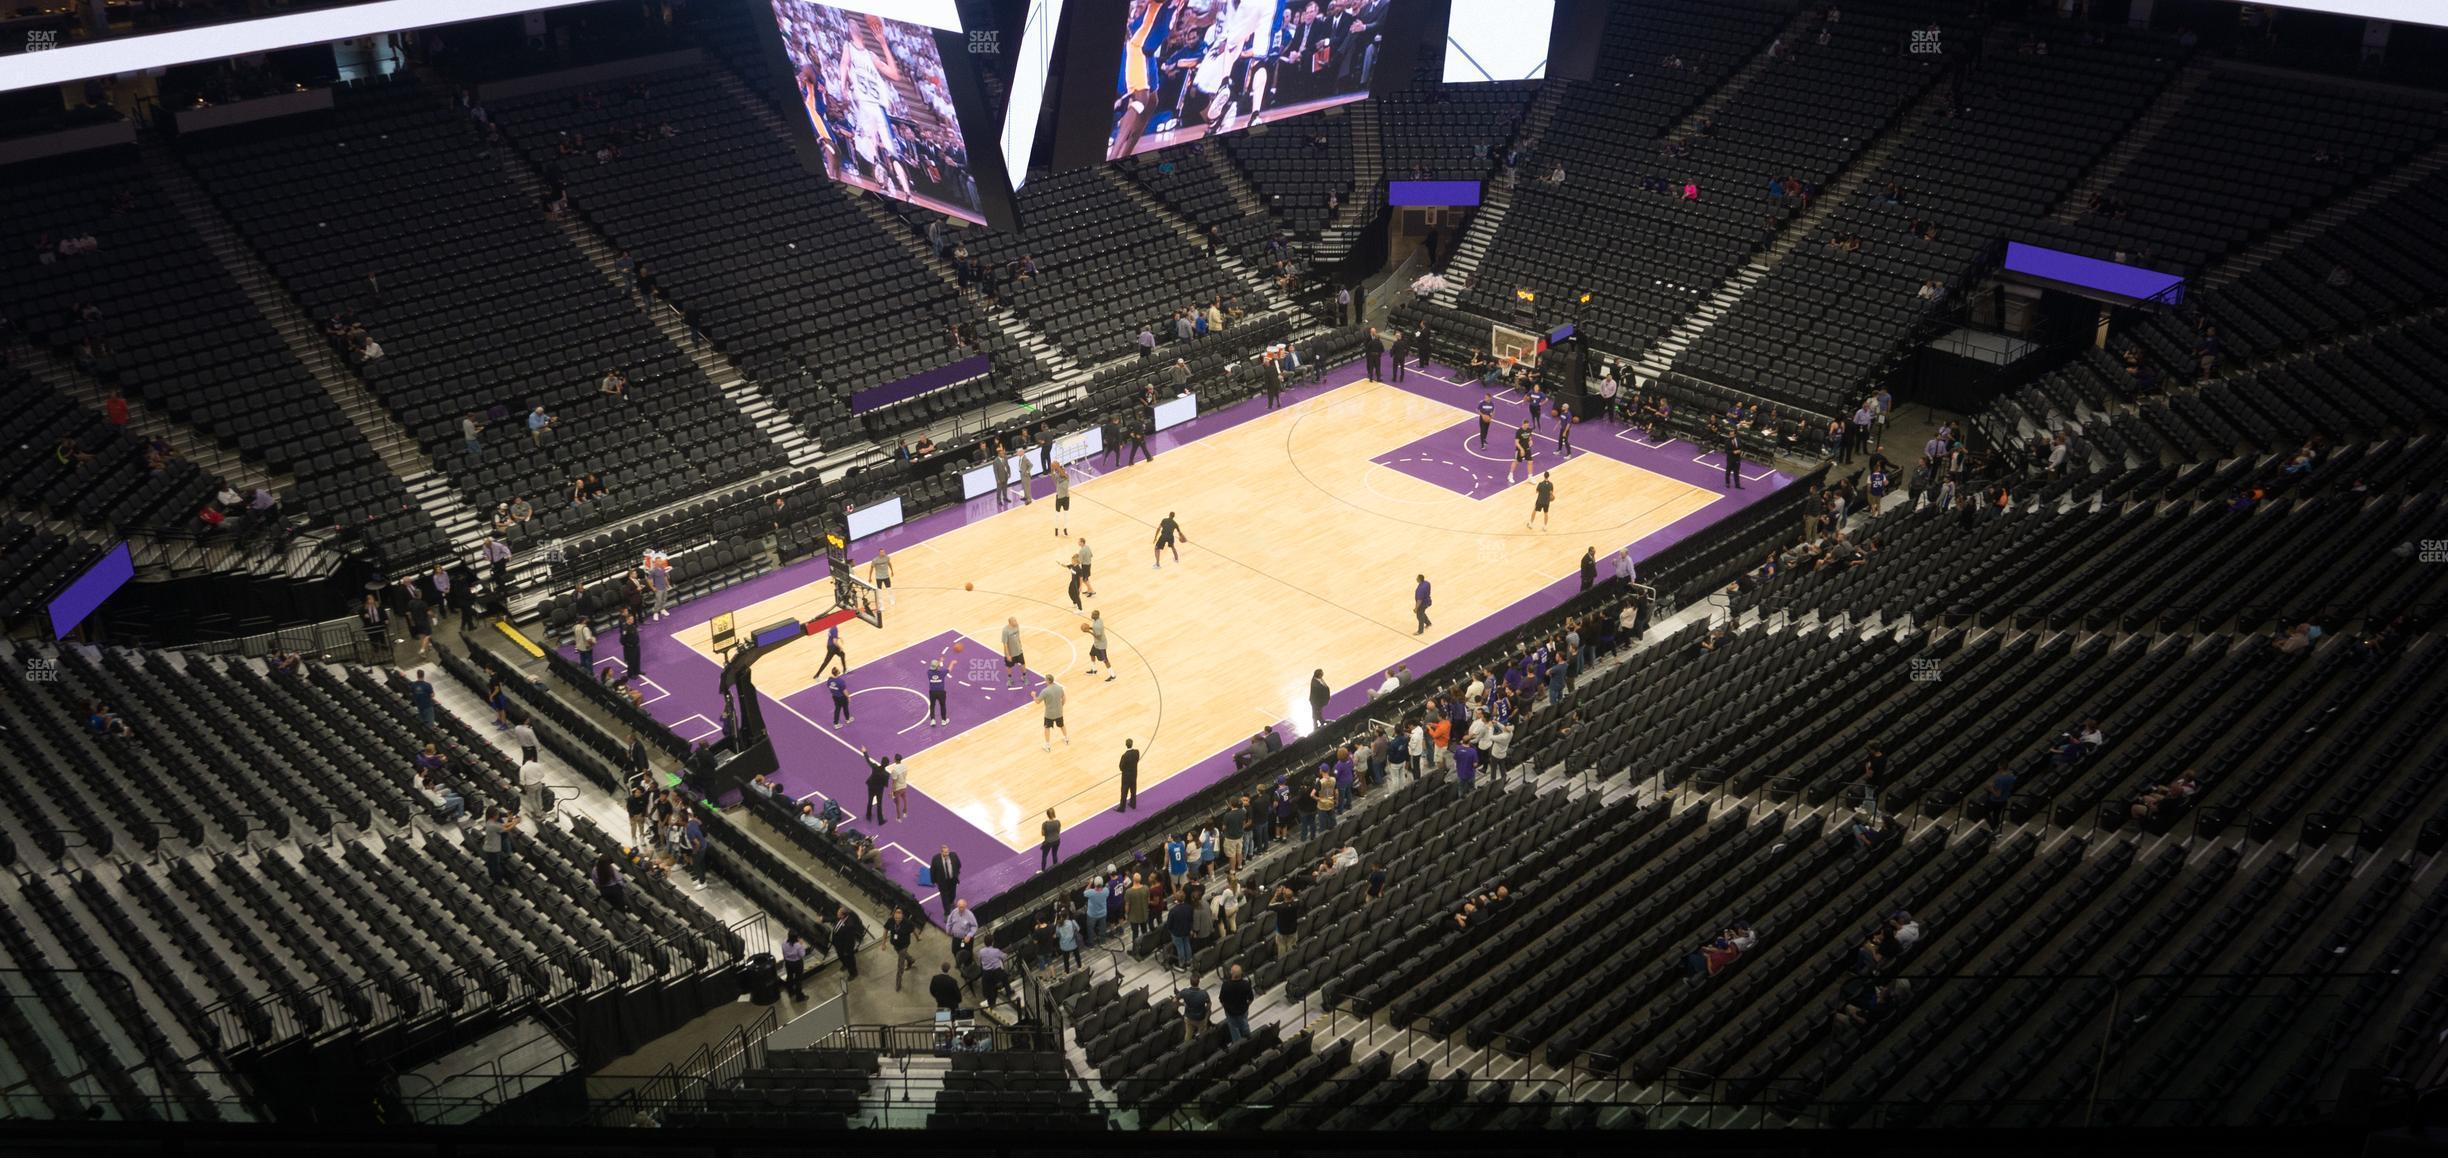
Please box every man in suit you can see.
[1413,321,1433,371]
[1388,328,1409,381]
[619,608,642,675]
[1118,739,1141,811]
[1725,435,1745,490]
[1365,327,1385,381]
[930,844,963,915]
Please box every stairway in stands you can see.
[2199,137,2448,292]
[2048,58,2213,223]
[136,135,481,566]
[1432,83,1563,308]
[478,124,825,473]
[1098,166,1295,311]
[1315,106,1383,263]
[1632,63,1958,392]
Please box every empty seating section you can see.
[178,82,779,549]
[2117,179,2448,392]
[2,368,227,538]
[1223,114,1358,240]
[1686,35,2179,413]
[2036,70,2443,274]
[485,67,1038,443]
[0,150,425,552]
[1121,141,1279,257]
[0,520,102,629]
[1379,82,1532,182]
[1463,2,1935,358]
[0,641,743,1119]
[956,168,1241,364]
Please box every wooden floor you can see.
[669,378,1721,850]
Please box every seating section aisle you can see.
[2,367,232,539]
[0,149,431,558]
[953,168,1243,365]
[485,67,1041,444]
[2032,69,2443,275]
[178,81,780,553]
[1224,113,1359,241]
[1683,32,2180,413]
[1379,81,1534,183]
[0,642,746,1120]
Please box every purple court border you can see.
[575,358,1794,916]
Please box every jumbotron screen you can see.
[1108,0,1390,161]
[769,0,991,223]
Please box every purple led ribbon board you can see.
[850,353,991,414]
[47,541,133,639]
[2004,242,2185,306]
[1389,180,1483,208]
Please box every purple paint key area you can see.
[776,630,1044,759]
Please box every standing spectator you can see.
[1125,873,1152,937]
[930,844,963,915]
[483,534,512,588]
[929,962,962,1012]
[573,617,595,672]
[1267,885,1301,956]
[1082,875,1109,944]
[409,669,436,727]
[1039,807,1063,870]
[1054,908,1082,971]
[1310,668,1332,729]
[514,716,539,765]
[884,906,918,990]
[620,608,642,675]
[946,899,979,965]
[1219,964,1254,1042]
[780,932,810,1000]
[831,906,866,979]
[975,939,1009,1006]
[1166,894,1196,967]
[481,808,515,884]
[1176,973,1211,1043]
[680,813,707,891]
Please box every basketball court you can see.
[606,358,1793,906]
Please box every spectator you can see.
[1166,894,1196,967]
[2131,773,2201,821]
[885,906,919,989]
[1219,963,1254,1041]
[975,939,1008,1005]
[831,905,865,978]
[781,932,810,1000]
[1054,907,1082,972]
[1267,885,1300,956]
[1176,973,1211,1042]
[946,898,979,963]
[1978,762,2016,823]
[593,854,628,912]
[408,668,436,727]
[929,962,962,1011]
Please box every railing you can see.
[170,613,383,666]
[818,1021,1064,1058]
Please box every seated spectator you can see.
[418,769,468,822]
[1848,811,1892,851]
[2130,774,2202,821]
[509,494,535,523]
[749,773,781,797]
[1834,978,1912,1031]
[1883,911,1921,956]
[600,369,628,399]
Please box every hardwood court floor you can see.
[668,377,1721,850]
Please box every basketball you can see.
[1080,623,1092,633]
[951,642,965,654]
[964,581,974,591]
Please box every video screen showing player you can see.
[1108,0,1389,161]
[771,0,987,223]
